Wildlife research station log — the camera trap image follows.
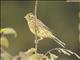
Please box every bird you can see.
[24,12,65,48]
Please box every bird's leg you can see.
[37,37,43,42]
[35,39,38,45]
[35,37,43,44]
[34,37,43,53]
[34,37,38,54]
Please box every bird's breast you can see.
[27,20,53,38]
[28,20,37,34]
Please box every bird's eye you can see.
[30,16,34,19]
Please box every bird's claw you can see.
[35,37,43,44]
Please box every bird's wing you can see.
[36,19,52,33]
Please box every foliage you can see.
[0,27,80,60]
[10,48,80,60]
[0,28,17,60]
[1,36,9,48]
[0,28,17,48]
[0,28,17,37]
[1,0,80,60]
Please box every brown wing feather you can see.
[36,19,52,33]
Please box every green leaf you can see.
[0,28,17,37]
[0,36,9,48]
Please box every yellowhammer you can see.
[24,13,65,48]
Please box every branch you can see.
[45,48,80,59]
[34,0,38,17]
[34,0,38,53]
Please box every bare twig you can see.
[34,0,38,53]
[45,48,58,56]
[34,0,38,17]
[45,48,80,59]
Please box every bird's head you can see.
[24,13,35,21]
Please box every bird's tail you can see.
[51,35,66,48]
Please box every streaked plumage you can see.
[24,13,65,48]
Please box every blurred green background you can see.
[1,1,80,60]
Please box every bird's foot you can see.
[35,37,43,44]
[38,37,43,41]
